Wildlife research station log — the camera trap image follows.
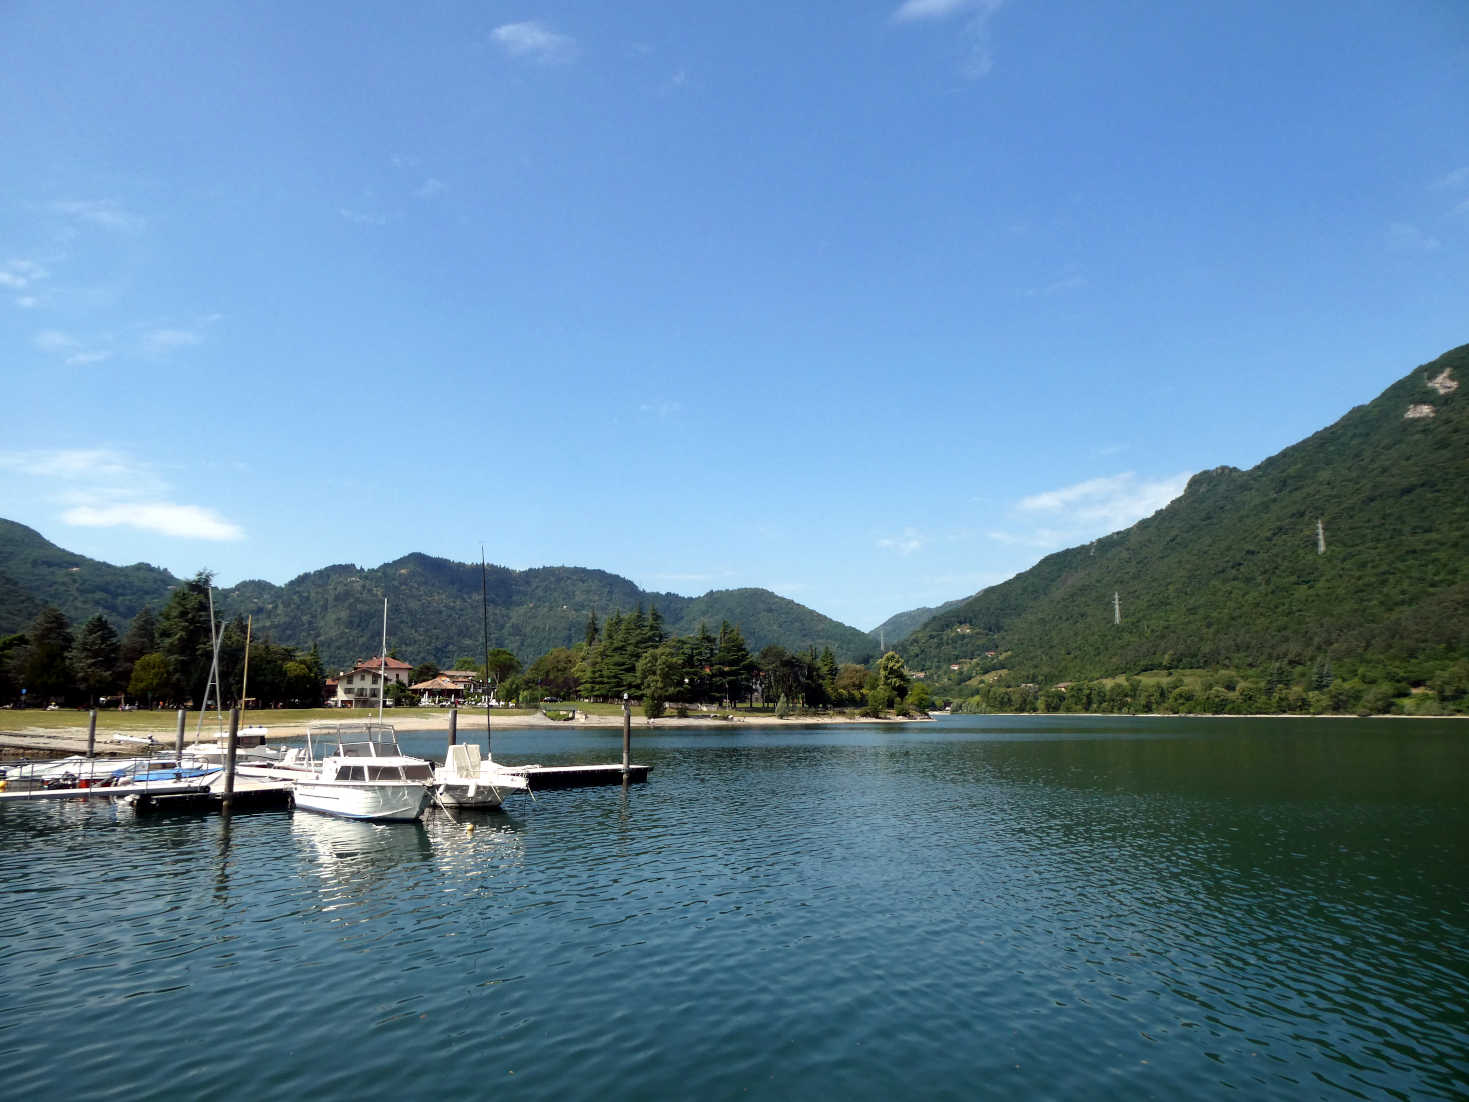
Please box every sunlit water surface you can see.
[2,716,1465,1100]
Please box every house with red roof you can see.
[331,655,414,708]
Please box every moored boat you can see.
[291,722,431,822]
[433,743,530,809]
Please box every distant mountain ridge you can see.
[898,343,1469,686]
[0,520,876,669]
[869,596,972,647]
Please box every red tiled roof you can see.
[354,656,413,671]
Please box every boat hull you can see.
[293,780,428,821]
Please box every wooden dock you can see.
[509,764,650,791]
[0,774,294,813]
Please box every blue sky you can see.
[2,1,1465,632]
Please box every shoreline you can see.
[0,708,928,757]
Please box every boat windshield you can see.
[305,722,402,760]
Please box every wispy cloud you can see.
[891,0,1005,78]
[492,21,578,64]
[414,177,445,199]
[1386,221,1441,254]
[143,327,204,355]
[46,199,145,234]
[0,448,244,542]
[339,207,387,226]
[878,527,925,556]
[1430,166,1469,191]
[33,328,111,366]
[639,399,684,418]
[0,258,48,290]
[61,503,244,541]
[987,470,1191,550]
[1024,266,1087,297]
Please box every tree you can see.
[128,652,170,706]
[156,571,217,705]
[410,662,441,686]
[526,647,580,699]
[485,648,522,695]
[637,642,681,720]
[22,606,74,704]
[907,681,933,712]
[117,606,157,690]
[714,621,754,705]
[877,651,911,706]
[73,614,120,704]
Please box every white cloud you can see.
[33,328,111,365]
[46,199,145,233]
[143,327,203,355]
[493,21,578,64]
[878,527,925,555]
[893,0,983,21]
[415,177,445,199]
[1430,166,1469,191]
[639,399,684,418]
[892,0,1005,78]
[0,259,47,289]
[1386,221,1441,253]
[1018,470,1190,528]
[0,448,244,542]
[339,207,387,226]
[61,503,244,542]
[987,470,1191,551]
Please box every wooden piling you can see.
[622,693,631,778]
[448,706,457,747]
[87,710,97,759]
[175,708,186,760]
[220,707,239,815]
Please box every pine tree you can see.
[74,614,120,704]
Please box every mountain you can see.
[0,519,178,634]
[899,343,1469,686]
[0,523,876,669]
[869,596,972,648]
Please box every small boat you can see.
[433,743,530,809]
[291,722,432,822]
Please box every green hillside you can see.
[0,520,178,634]
[899,343,1469,701]
[0,525,875,670]
[869,596,971,647]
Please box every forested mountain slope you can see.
[899,343,1469,686]
[0,525,875,669]
[0,519,178,634]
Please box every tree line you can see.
[0,572,326,710]
[410,605,932,719]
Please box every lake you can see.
[1,715,1465,1100]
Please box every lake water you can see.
[2,715,1465,1100]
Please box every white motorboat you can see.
[433,743,530,809]
[291,722,432,822]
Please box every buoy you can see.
[466,823,475,834]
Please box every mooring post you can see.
[221,707,240,816]
[622,692,631,779]
[175,708,186,760]
[87,709,97,759]
[448,706,457,748]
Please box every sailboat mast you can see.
[482,549,491,756]
[240,615,252,725]
[378,597,388,722]
[194,585,226,741]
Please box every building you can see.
[332,656,414,708]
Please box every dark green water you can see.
[1,716,1465,1099]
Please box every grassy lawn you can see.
[0,705,543,735]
